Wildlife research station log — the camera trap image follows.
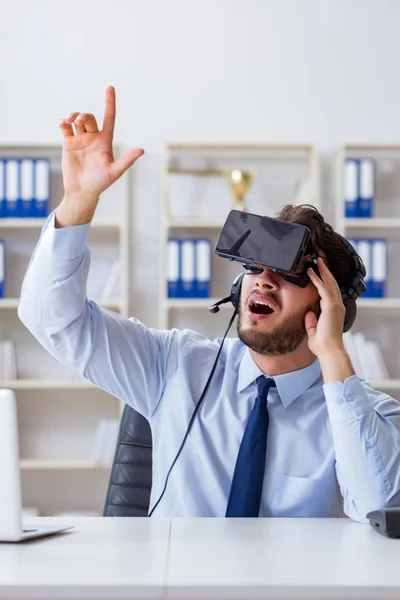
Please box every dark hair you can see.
[276,204,353,292]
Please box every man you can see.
[19,87,400,521]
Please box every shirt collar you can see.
[237,347,322,408]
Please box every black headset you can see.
[210,233,366,333]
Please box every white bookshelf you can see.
[371,380,400,391]
[0,379,96,389]
[0,297,123,310]
[343,218,400,229]
[0,218,122,230]
[335,144,400,390]
[166,217,226,228]
[160,143,320,337]
[20,459,112,470]
[0,143,130,515]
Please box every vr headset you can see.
[215,209,319,287]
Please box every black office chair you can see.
[103,403,153,517]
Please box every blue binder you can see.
[33,158,50,218]
[20,158,35,218]
[344,158,359,218]
[167,238,181,298]
[358,158,375,218]
[370,239,387,298]
[0,160,5,218]
[180,239,196,298]
[194,239,211,298]
[354,238,372,297]
[5,159,20,218]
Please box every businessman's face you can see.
[237,266,321,356]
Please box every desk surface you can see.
[0,517,399,600]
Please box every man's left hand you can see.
[305,257,346,357]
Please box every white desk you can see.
[0,517,170,599]
[0,517,399,600]
[167,518,400,600]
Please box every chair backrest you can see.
[103,404,153,516]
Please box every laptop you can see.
[0,389,73,542]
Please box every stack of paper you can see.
[0,340,17,380]
[343,331,390,381]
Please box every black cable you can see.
[148,309,237,517]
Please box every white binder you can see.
[344,159,358,217]
[20,158,34,218]
[167,239,180,298]
[195,239,211,298]
[181,239,195,298]
[5,159,19,217]
[371,239,387,298]
[0,160,5,218]
[356,239,371,296]
[358,158,375,218]
[34,159,50,217]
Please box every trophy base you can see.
[234,199,246,212]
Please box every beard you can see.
[237,300,321,356]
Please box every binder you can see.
[355,238,372,298]
[369,341,390,379]
[34,158,50,217]
[344,159,359,218]
[195,239,211,298]
[5,159,19,217]
[0,239,5,298]
[352,332,369,379]
[370,239,387,298]
[20,158,35,218]
[181,239,196,298]
[0,160,5,218]
[343,331,364,378]
[167,239,181,298]
[358,158,375,218]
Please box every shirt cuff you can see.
[40,210,91,261]
[323,375,374,419]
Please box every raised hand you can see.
[56,86,144,226]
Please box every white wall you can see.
[1,0,400,327]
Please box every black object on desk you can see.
[367,508,400,538]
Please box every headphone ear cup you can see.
[230,273,244,312]
[342,295,357,333]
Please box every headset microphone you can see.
[208,296,232,314]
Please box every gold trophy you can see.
[227,170,252,211]
[168,165,253,212]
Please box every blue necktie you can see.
[225,376,275,517]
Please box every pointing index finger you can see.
[102,86,116,136]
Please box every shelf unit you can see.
[0,297,123,310]
[335,144,400,390]
[0,218,122,230]
[0,143,131,515]
[0,379,97,389]
[20,459,112,470]
[160,143,320,337]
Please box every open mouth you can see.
[248,297,276,317]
